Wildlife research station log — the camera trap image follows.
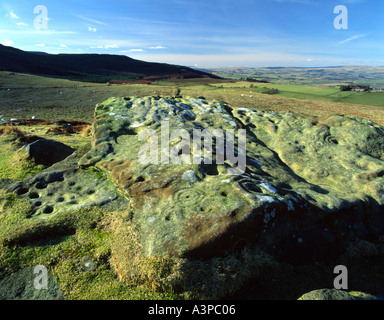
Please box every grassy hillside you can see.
[0,72,383,126]
[207,81,384,108]
[0,45,217,83]
[206,66,384,90]
[0,71,383,301]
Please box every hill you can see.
[0,44,217,83]
[205,66,384,89]
[0,72,383,125]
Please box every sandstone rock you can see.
[25,139,75,166]
[61,123,74,133]
[298,289,379,300]
[7,95,384,298]
[0,267,63,300]
[81,255,98,272]
[79,96,384,267]
[182,170,200,185]
[232,109,384,208]
[298,289,356,300]
[8,154,124,219]
[0,178,14,192]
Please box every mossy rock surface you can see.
[4,96,384,299]
[298,288,378,300]
[7,154,123,219]
[0,266,63,300]
[76,96,384,265]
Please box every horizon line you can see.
[2,44,384,69]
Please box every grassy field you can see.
[167,80,384,125]
[1,72,383,126]
[0,123,92,180]
[206,81,384,108]
[0,121,183,300]
[0,71,383,300]
[206,66,384,90]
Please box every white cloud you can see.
[36,43,46,47]
[60,44,67,48]
[149,45,166,49]
[128,52,366,68]
[9,12,19,19]
[16,22,28,26]
[105,44,118,49]
[75,15,109,26]
[0,29,77,35]
[131,49,144,52]
[88,26,97,32]
[91,44,119,49]
[121,49,145,53]
[337,34,369,46]
[0,39,14,46]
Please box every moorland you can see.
[205,66,384,89]
[0,46,384,300]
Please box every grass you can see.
[207,66,384,90]
[0,72,168,122]
[1,72,383,125]
[207,81,384,107]
[0,71,384,300]
[0,195,178,300]
[0,123,92,181]
[0,117,181,300]
[0,128,44,181]
[177,82,384,125]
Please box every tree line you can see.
[340,84,371,92]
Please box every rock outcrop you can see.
[25,139,75,166]
[298,289,378,300]
[7,96,384,298]
[0,266,63,300]
[76,96,384,263]
[7,153,123,218]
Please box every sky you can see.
[0,0,383,67]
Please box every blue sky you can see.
[0,0,383,67]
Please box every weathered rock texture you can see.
[8,96,384,298]
[8,154,122,218]
[298,288,379,300]
[25,139,75,166]
[77,96,384,264]
[0,266,63,300]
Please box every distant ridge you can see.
[0,44,218,82]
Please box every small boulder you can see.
[0,266,64,300]
[182,170,199,185]
[0,178,15,191]
[61,123,74,133]
[298,289,356,300]
[25,139,75,166]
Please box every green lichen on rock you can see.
[3,95,384,299]
[0,266,63,300]
[75,96,384,293]
[232,108,384,208]
[7,155,122,219]
[298,288,378,300]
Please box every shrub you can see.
[262,88,279,95]
[0,125,25,138]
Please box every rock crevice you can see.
[7,96,384,298]
[78,96,384,263]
